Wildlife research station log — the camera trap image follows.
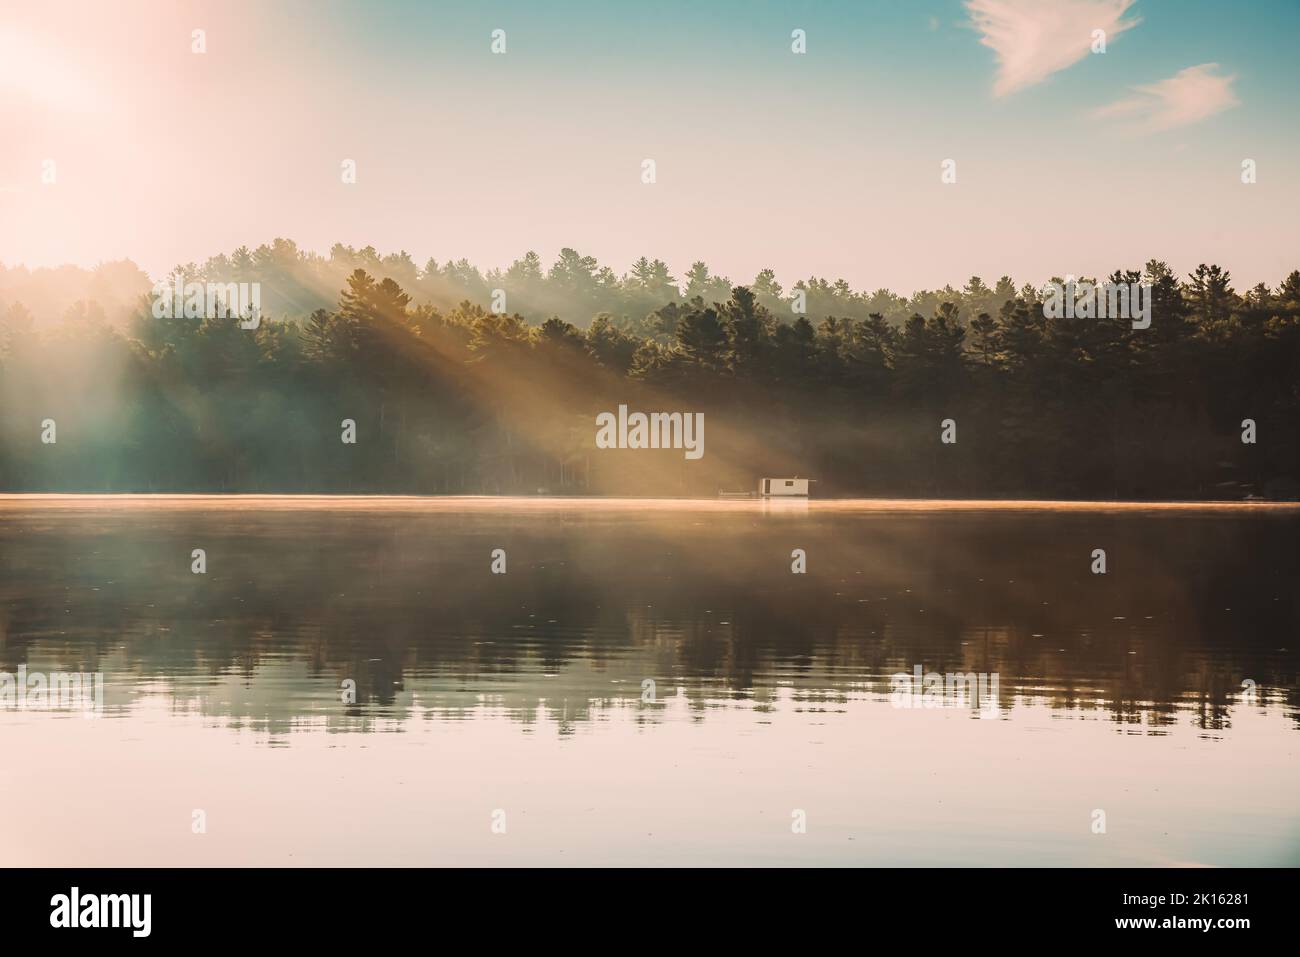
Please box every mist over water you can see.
[2,497,1296,866]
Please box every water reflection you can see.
[1,497,1295,738]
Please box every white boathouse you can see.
[759,477,811,497]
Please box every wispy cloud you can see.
[966,0,1140,96]
[1090,63,1239,130]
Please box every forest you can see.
[1,241,1297,499]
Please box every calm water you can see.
[1,496,1297,866]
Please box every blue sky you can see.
[2,0,1297,291]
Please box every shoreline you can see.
[1,493,1297,512]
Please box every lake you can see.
[1,496,1296,866]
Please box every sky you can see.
[2,0,1298,292]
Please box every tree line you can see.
[1,240,1024,330]
[1,246,1297,498]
